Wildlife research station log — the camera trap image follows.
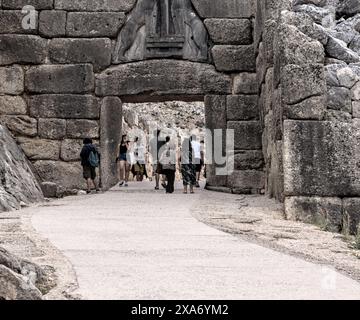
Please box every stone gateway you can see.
[0,0,360,236]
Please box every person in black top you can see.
[80,138,99,194]
[149,130,166,190]
[116,134,130,187]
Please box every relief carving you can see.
[113,0,209,63]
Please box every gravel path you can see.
[29,182,360,300]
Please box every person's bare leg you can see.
[125,163,130,185]
[86,178,92,193]
[190,184,194,194]
[183,185,188,194]
[119,161,125,186]
[155,173,160,188]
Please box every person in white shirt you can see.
[190,135,202,188]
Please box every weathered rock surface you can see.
[0,125,43,212]
[95,60,232,96]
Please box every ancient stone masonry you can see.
[1,0,359,236]
[0,0,263,197]
[255,0,360,235]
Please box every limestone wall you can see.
[256,0,360,235]
[0,0,265,196]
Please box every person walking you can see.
[80,138,100,194]
[160,136,176,194]
[190,135,202,188]
[150,130,166,190]
[116,134,130,187]
[180,137,196,194]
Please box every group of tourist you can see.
[79,131,205,194]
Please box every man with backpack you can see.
[80,138,100,194]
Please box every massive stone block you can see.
[25,65,94,94]
[0,66,24,95]
[227,170,265,193]
[66,119,99,139]
[226,95,259,121]
[17,137,60,160]
[285,196,343,232]
[192,0,255,18]
[227,121,262,150]
[0,96,27,115]
[33,160,86,190]
[233,73,258,94]
[343,198,360,235]
[233,150,264,170]
[39,10,66,37]
[2,0,53,9]
[284,96,326,120]
[38,118,66,139]
[281,64,326,105]
[0,35,47,65]
[60,139,84,161]
[204,19,252,44]
[95,60,232,97]
[212,45,256,72]
[1,115,37,137]
[66,12,126,38]
[29,95,100,119]
[283,120,360,197]
[0,10,38,34]
[49,38,112,72]
[54,0,136,12]
[100,97,122,190]
[204,95,227,187]
[0,125,44,211]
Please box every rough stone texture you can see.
[39,10,66,38]
[233,73,258,94]
[66,120,99,139]
[0,115,37,137]
[281,64,326,105]
[204,19,252,44]
[0,35,47,65]
[95,60,232,96]
[0,10,38,34]
[353,101,360,118]
[2,0,53,9]
[38,118,66,139]
[29,95,100,119]
[227,95,259,120]
[343,198,360,235]
[49,38,112,72]
[54,0,136,12]
[0,66,24,95]
[227,170,265,192]
[100,97,122,190]
[284,96,326,120]
[60,139,84,161]
[0,96,27,115]
[66,12,126,38]
[285,196,343,232]
[0,265,42,300]
[227,121,262,150]
[212,45,256,72]
[233,151,264,170]
[0,125,43,212]
[204,95,227,187]
[283,120,360,197]
[40,182,58,198]
[25,64,94,94]
[326,36,360,63]
[33,160,86,190]
[17,137,60,161]
[192,0,255,18]
[326,86,352,112]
